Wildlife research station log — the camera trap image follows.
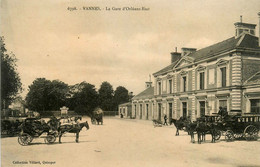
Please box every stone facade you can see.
[151,21,260,122]
[131,20,260,122]
[118,102,132,118]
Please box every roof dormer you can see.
[234,16,256,39]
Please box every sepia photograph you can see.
[1,0,260,166]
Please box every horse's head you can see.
[85,121,89,130]
[171,119,177,125]
[79,121,89,130]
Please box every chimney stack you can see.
[171,47,181,63]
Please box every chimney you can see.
[128,92,133,102]
[181,47,197,56]
[234,16,256,38]
[258,12,260,47]
[145,75,152,89]
[171,47,181,63]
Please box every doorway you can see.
[158,103,162,121]
[140,104,142,119]
[146,104,149,120]
[182,102,187,118]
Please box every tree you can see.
[98,81,114,111]
[70,82,98,115]
[47,80,70,110]
[1,37,22,109]
[113,86,129,110]
[25,78,69,112]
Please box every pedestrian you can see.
[218,106,224,121]
[164,115,168,125]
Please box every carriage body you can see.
[18,118,57,146]
[1,118,24,136]
[203,114,260,141]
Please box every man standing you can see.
[164,115,168,125]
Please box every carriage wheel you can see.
[225,130,234,142]
[44,135,56,144]
[18,133,33,146]
[214,130,221,140]
[244,125,259,141]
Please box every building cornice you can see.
[154,47,260,77]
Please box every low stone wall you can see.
[39,110,77,117]
[103,111,118,116]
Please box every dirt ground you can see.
[1,116,260,167]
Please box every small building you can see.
[8,97,26,117]
[60,106,69,116]
[118,102,132,118]
[131,80,155,120]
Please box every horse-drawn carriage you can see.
[171,113,260,143]
[1,118,24,136]
[204,114,260,142]
[91,108,103,125]
[17,118,58,146]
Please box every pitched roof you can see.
[154,34,259,76]
[189,34,259,62]
[118,102,131,106]
[244,71,260,85]
[132,86,154,100]
[153,59,179,76]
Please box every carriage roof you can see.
[203,114,260,123]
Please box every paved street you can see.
[2,117,260,167]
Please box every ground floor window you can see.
[250,99,260,114]
[219,100,227,110]
[134,105,136,117]
[199,101,205,117]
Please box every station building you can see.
[132,82,154,120]
[118,102,132,118]
[132,15,260,122]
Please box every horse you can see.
[184,121,197,143]
[170,117,189,136]
[58,121,89,143]
[196,120,217,144]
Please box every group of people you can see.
[47,116,82,131]
[217,106,228,121]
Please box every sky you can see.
[1,0,260,98]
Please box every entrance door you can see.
[169,103,173,120]
[199,101,206,117]
[134,105,137,118]
[182,102,187,118]
[146,104,149,120]
[158,103,162,121]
